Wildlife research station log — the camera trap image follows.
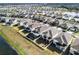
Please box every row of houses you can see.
[31,14,79,33]
[0,16,79,55]
[18,19,79,55]
[1,6,79,21]
[0,7,79,55]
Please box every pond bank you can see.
[0,30,26,55]
[0,32,18,55]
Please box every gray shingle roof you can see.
[71,38,79,52]
[53,32,72,45]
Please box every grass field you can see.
[74,32,79,36]
[0,25,26,55]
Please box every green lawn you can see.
[0,28,26,55]
[74,32,79,36]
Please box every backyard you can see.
[0,23,58,55]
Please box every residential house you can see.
[47,31,73,52]
[26,23,50,40]
[0,17,5,23]
[70,37,79,55]
[35,27,62,47]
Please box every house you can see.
[25,14,29,18]
[67,22,79,32]
[47,18,59,26]
[41,27,62,41]
[32,15,40,20]
[68,26,79,33]
[26,21,43,40]
[62,14,72,20]
[19,20,27,27]
[74,13,79,22]
[39,16,45,22]
[51,14,55,18]
[47,31,73,52]
[43,17,52,24]
[74,18,79,22]
[26,23,50,40]
[59,22,76,31]
[58,19,65,25]
[75,24,79,29]
[54,31,73,45]
[0,17,5,23]
[62,12,74,20]
[42,11,46,16]
[4,18,13,26]
[70,37,79,55]
[35,27,62,47]
[20,19,43,35]
[0,13,7,17]
[59,23,68,30]
[11,18,20,26]
[55,13,62,19]
[19,19,34,33]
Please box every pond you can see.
[0,36,18,55]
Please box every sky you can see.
[0,0,79,3]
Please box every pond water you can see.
[0,36,18,55]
